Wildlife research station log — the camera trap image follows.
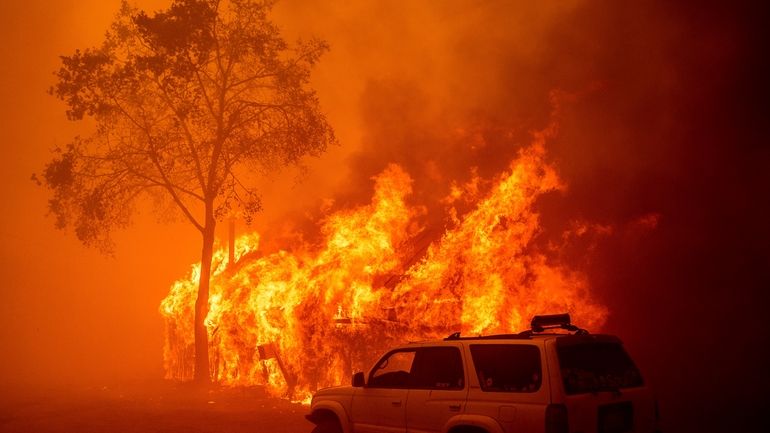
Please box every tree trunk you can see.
[228,217,235,269]
[193,208,216,384]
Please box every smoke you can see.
[266,0,691,239]
[262,0,591,242]
[0,1,766,432]
[261,0,688,282]
[270,1,770,432]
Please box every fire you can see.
[159,129,607,400]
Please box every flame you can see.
[159,132,607,398]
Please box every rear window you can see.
[470,344,542,393]
[557,340,643,395]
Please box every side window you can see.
[410,347,465,390]
[470,344,542,393]
[368,350,416,388]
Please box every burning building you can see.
[159,122,607,402]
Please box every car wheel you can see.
[311,418,342,433]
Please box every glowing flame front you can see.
[160,135,607,400]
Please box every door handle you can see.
[449,404,461,412]
[391,400,402,407]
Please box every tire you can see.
[310,418,342,433]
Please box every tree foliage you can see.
[43,0,335,252]
[41,0,334,383]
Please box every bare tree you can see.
[39,0,334,383]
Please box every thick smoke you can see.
[269,2,770,433]
[2,1,764,433]
[264,1,592,243]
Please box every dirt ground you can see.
[0,381,312,433]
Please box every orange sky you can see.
[0,0,337,386]
[0,0,172,385]
[2,8,768,433]
[0,0,585,386]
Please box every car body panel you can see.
[352,386,408,433]
[406,387,469,433]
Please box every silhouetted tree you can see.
[40,0,334,384]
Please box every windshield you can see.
[557,339,643,395]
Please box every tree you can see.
[40,0,335,383]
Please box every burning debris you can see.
[160,130,607,401]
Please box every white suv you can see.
[306,314,660,433]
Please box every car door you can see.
[406,346,468,433]
[351,349,415,433]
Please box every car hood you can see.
[313,385,355,398]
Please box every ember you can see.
[160,126,607,401]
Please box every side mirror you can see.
[352,372,365,387]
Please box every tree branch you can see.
[148,149,204,232]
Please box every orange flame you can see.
[160,131,607,400]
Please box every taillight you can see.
[545,403,568,433]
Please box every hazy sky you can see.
[0,0,588,385]
[0,2,768,432]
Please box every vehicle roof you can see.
[403,332,622,346]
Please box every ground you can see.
[0,382,311,433]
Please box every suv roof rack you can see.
[524,313,588,335]
[444,332,531,341]
[444,313,589,341]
